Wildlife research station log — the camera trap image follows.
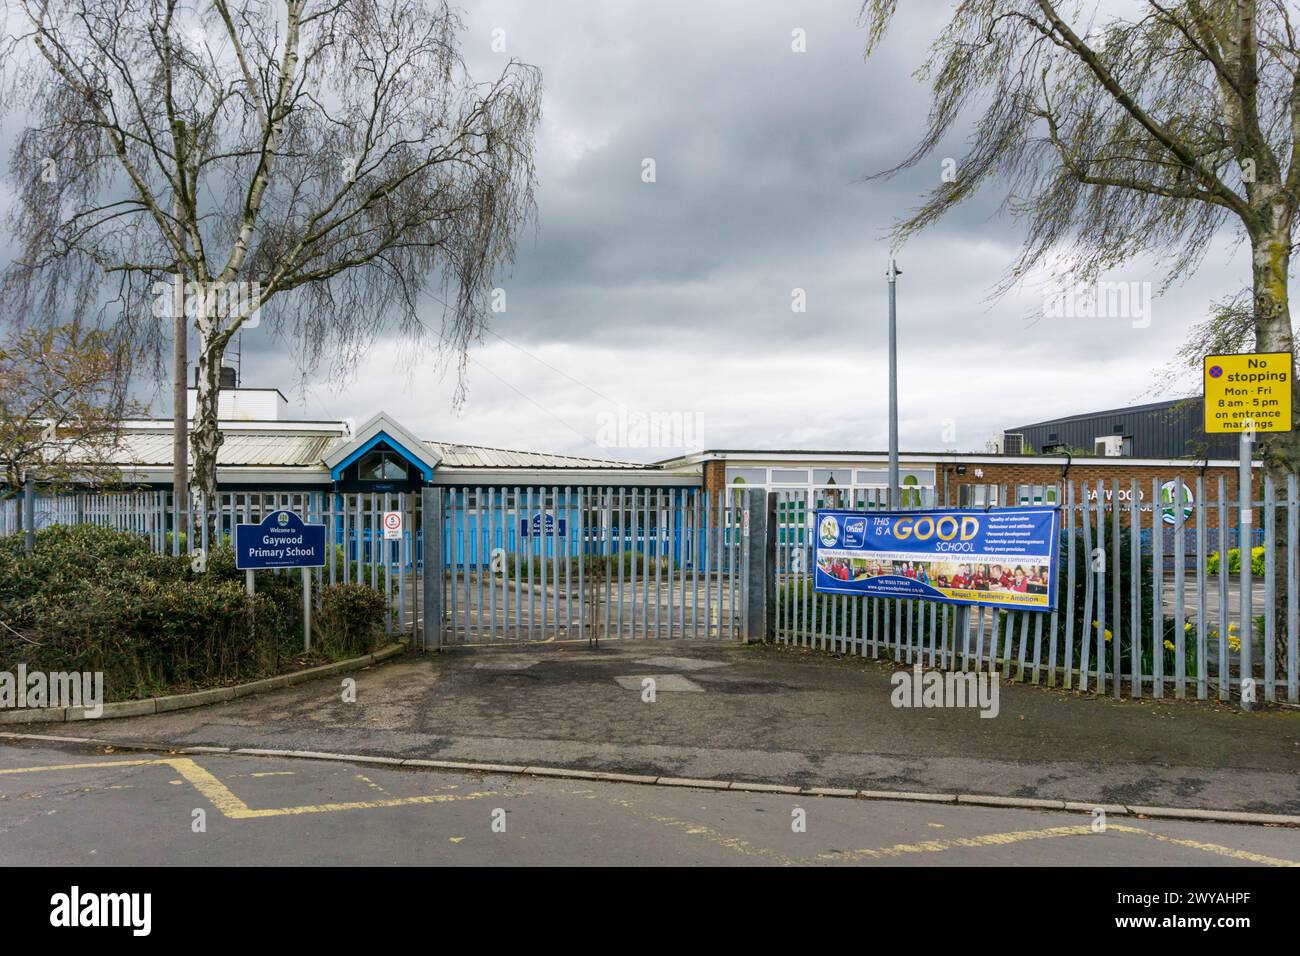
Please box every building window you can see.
[770,468,809,483]
[358,449,408,481]
[725,467,768,487]
[812,468,852,486]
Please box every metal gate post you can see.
[422,486,445,651]
[742,487,771,644]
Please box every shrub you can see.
[1205,546,1266,577]
[0,525,387,699]
[314,583,388,658]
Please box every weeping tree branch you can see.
[0,0,542,501]
[862,0,1300,476]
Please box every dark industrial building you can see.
[1005,398,1235,459]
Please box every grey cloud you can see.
[1,0,1278,460]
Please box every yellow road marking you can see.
[1108,824,1299,868]
[0,757,498,820]
[638,812,804,865]
[4,758,1298,864]
[821,824,1098,862]
[634,802,1300,867]
[823,823,1298,866]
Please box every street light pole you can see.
[887,259,901,508]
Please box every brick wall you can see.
[703,457,1252,531]
[704,460,726,496]
[940,461,1243,503]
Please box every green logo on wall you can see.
[1158,481,1193,525]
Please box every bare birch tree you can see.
[862,0,1300,474]
[0,0,541,500]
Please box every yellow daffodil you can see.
[1164,639,1175,651]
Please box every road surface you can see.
[1,742,1294,866]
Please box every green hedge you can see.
[1205,546,1266,577]
[0,525,388,700]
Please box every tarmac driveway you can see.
[10,640,1300,813]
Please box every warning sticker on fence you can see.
[383,511,403,540]
[812,507,1060,612]
[1204,352,1293,433]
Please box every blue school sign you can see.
[812,507,1060,612]
[519,511,567,538]
[235,510,327,570]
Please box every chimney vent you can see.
[193,365,239,389]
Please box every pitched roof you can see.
[47,424,645,473]
[95,429,341,467]
[424,441,641,469]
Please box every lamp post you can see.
[887,259,901,507]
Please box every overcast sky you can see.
[10,1,1272,460]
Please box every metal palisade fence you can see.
[428,486,746,645]
[0,484,752,650]
[774,477,1299,704]
[1,490,424,645]
[7,477,1299,705]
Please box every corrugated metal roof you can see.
[1008,399,1235,459]
[108,430,341,467]
[424,441,640,469]
[56,426,646,472]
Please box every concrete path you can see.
[10,640,1299,815]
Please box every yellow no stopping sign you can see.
[1204,352,1293,433]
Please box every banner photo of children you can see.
[812,508,1060,611]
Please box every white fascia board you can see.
[431,468,699,487]
[323,412,441,472]
[118,466,331,486]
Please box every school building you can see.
[13,377,1261,532]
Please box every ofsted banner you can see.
[813,507,1060,612]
